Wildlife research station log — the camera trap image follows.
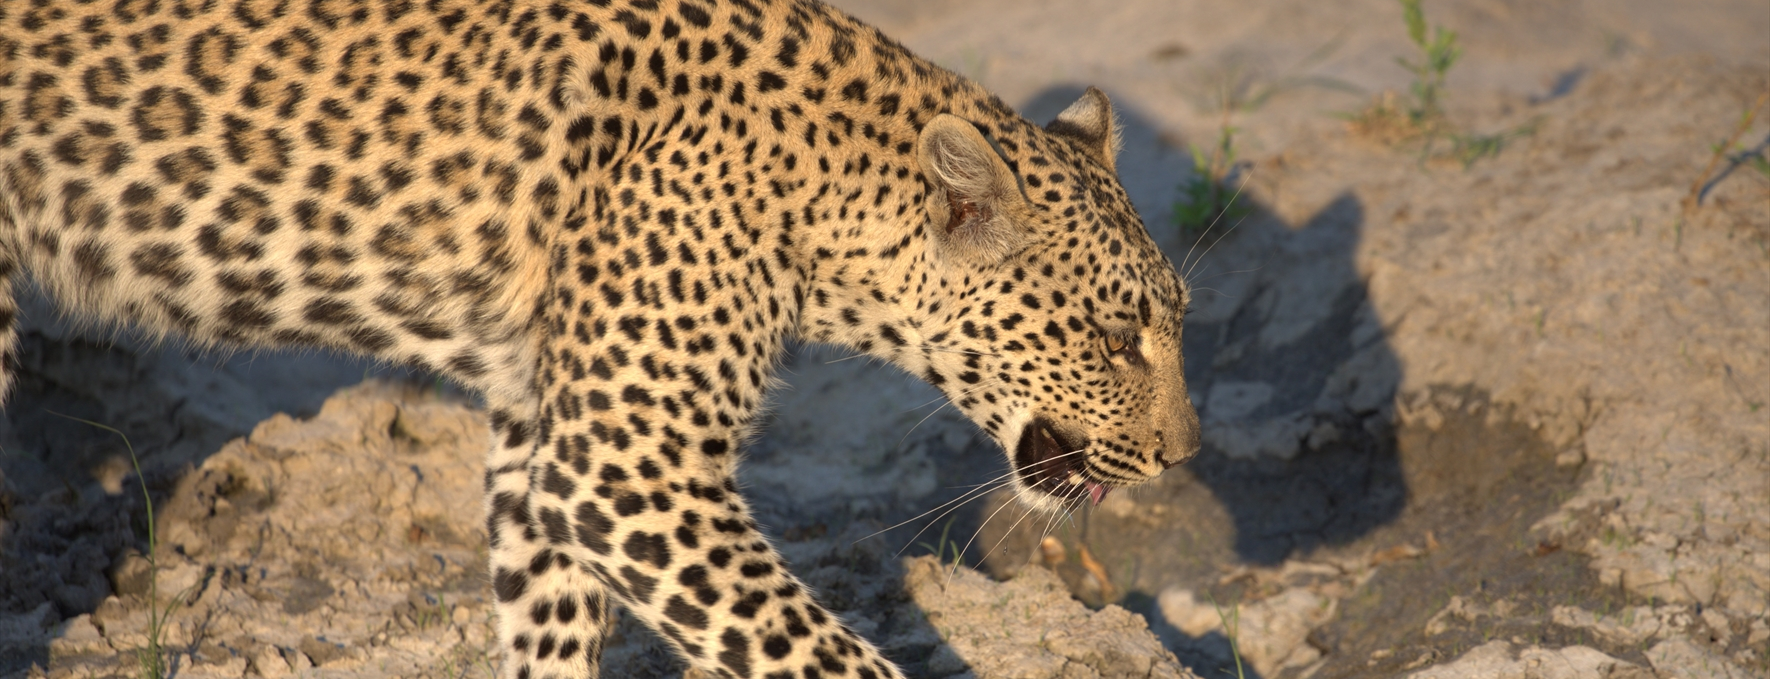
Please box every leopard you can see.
[0,0,1203,676]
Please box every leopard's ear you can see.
[917,114,1032,264]
[1044,86,1120,172]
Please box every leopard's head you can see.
[912,87,1201,509]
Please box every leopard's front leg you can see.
[484,393,616,678]
[517,320,903,678]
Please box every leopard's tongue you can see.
[1087,482,1109,506]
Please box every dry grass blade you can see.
[1683,90,1769,214]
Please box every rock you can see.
[280,576,334,616]
[1305,421,1341,450]
[1553,447,1586,468]
[1252,256,1355,351]
[1404,641,1650,679]
[48,583,104,622]
[298,635,347,666]
[46,614,108,659]
[105,550,153,598]
[1156,589,1222,638]
[1698,607,1732,648]
[925,645,970,675]
[1202,410,1313,460]
[1204,382,1275,421]
[1550,605,1665,645]
[1199,380,1325,461]
[1155,586,1333,677]
[4,379,1215,678]
[1646,636,1753,679]
[53,383,496,678]
[904,557,1198,679]
[247,643,293,678]
[1424,596,1514,637]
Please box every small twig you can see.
[1683,90,1769,214]
[1076,544,1117,603]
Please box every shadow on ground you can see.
[964,86,1625,679]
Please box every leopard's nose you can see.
[1156,428,1200,469]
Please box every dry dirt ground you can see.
[2,1,1767,678]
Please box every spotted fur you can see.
[0,0,1201,676]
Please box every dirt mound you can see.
[5,383,1192,678]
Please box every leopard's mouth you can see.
[1013,418,1109,506]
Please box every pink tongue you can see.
[1087,482,1108,506]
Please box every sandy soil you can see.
[2,1,1767,678]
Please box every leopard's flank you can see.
[0,0,1202,676]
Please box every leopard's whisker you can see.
[1033,500,1073,552]
[944,480,1032,580]
[856,464,1028,548]
[978,495,1065,575]
[948,493,1039,586]
[1187,286,1230,299]
[861,476,1008,548]
[1182,167,1253,275]
[888,478,1016,559]
[882,458,1060,552]
[921,346,1002,359]
[944,444,1091,573]
[899,400,954,445]
[1183,216,1254,287]
[1178,198,1222,279]
[1193,263,1265,284]
[902,377,994,415]
[1182,171,1256,284]
[891,445,1095,550]
[1201,168,1255,234]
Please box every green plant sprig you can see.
[1397,0,1461,126]
[1175,120,1252,235]
[48,412,180,679]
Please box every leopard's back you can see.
[0,0,579,399]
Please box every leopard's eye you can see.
[1104,333,1146,366]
